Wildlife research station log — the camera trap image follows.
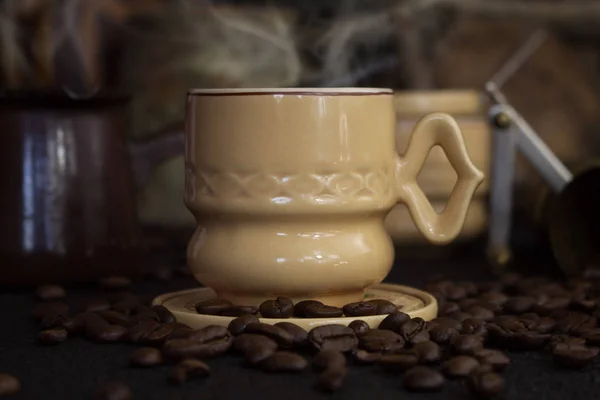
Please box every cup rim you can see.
[187,87,393,96]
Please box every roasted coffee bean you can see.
[397,318,425,341]
[32,302,69,320]
[378,311,411,332]
[430,317,462,331]
[429,326,459,345]
[126,319,161,343]
[535,317,556,333]
[35,284,66,301]
[293,300,323,317]
[580,328,600,345]
[219,306,259,317]
[163,338,220,360]
[38,328,67,345]
[461,318,488,337]
[503,296,536,314]
[96,311,129,326]
[168,324,194,340]
[474,349,510,371]
[304,304,344,318]
[40,313,70,329]
[151,305,175,324]
[84,313,127,342]
[194,298,233,315]
[553,344,599,369]
[460,281,479,297]
[571,299,596,312]
[446,285,468,301]
[352,349,381,364]
[234,334,278,354]
[81,298,111,312]
[443,355,480,378]
[170,359,210,384]
[228,314,260,336]
[130,347,163,367]
[465,306,494,321]
[402,366,445,392]
[342,301,377,317]
[95,381,132,400]
[308,325,358,352]
[555,312,597,335]
[359,329,405,353]
[534,297,571,316]
[245,323,294,347]
[348,320,370,336]
[318,364,346,392]
[549,335,586,351]
[413,341,441,364]
[450,334,484,355]
[478,291,508,306]
[145,324,174,345]
[184,325,233,356]
[260,351,308,372]
[473,364,495,375]
[447,311,473,322]
[379,353,419,372]
[409,330,431,345]
[259,297,294,318]
[99,276,132,291]
[478,281,504,294]
[0,373,20,396]
[439,302,460,316]
[458,298,478,310]
[313,350,346,371]
[244,342,277,364]
[468,372,504,398]
[367,299,397,314]
[274,322,308,347]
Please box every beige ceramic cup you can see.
[185,88,484,307]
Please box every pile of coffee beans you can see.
[5,268,600,398]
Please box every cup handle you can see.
[395,113,484,245]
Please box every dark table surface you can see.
[1,249,597,400]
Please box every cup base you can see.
[152,283,438,331]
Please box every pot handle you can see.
[129,122,185,190]
[395,113,484,245]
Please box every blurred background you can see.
[2,0,600,285]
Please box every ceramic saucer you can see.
[152,283,438,330]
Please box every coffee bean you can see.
[553,344,599,369]
[81,298,111,313]
[458,298,478,310]
[308,325,358,352]
[549,335,586,351]
[40,313,70,329]
[428,326,459,345]
[378,312,410,331]
[245,323,294,347]
[579,328,600,345]
[571,299,596,312]
[359,329,405,353]
[126,319,161,343]
[352,349,381,364]
[534,297,571,316]
[442,355,480,378]
[413,341,441,364]
[342,301,377,317]
[96,311,129,326]
[379,353,419,372]
[439,302,460,316]
[402,366,445,392]
[170,359,210,384]
[130,347,163,367]
[99,276,132,291]
[234,334,278,353]
[259,297,294,318]
[38,328,67,345]
[461,318,488,337]
[318,364,346,392]
[473,364,495,374]
[408,330,431,345]
[313,350,346,371]
[503,296,536,313]
[84,313,127,342]
[168,324,194,340]
[294,300,323,317]
[467,372,504,398]
[228,314,260,336]
[35,284,66,301]
[194,298,233,315]
[450,334,484,355]
[145,323,174,345]
[474,349,510,371]
[185,325,233,356]
[0,374,20,396]
[32,302,69,320]
[151,305,175,324]
[304,304,343,318]
[260,351,308,372]
[535,317,556,333]
[220,306,259,317]
[397,318,425,341]
[447,311,473,322]
[430,317,462,331]
[367,299,397,314]
[274,322,308,347]
[95,381,132,400]
[348,320,370,336]
[555,312,597,335]
[465,306,494,321]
